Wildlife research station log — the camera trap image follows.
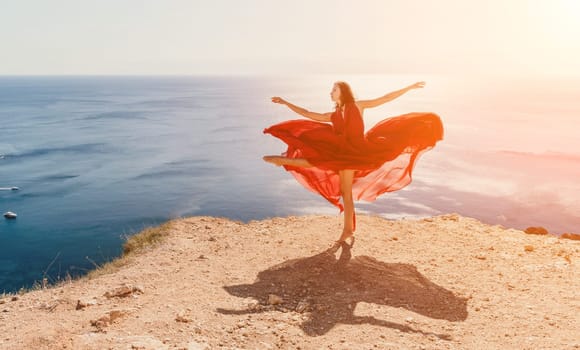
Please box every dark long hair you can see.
[335,81,355,108]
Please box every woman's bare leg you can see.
[338,169,355,242]
[263,155,313,168]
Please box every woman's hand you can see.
[408,81,426,90]
[271,96,288,105]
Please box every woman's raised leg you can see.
[263,155,313,168]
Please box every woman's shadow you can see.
[218,243,468,338]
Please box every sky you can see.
[1,0,579,76]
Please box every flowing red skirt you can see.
[263,111,444,216]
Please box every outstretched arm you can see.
[356,82,425,110]
[271,97,332,122]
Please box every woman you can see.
[263,81,443,250]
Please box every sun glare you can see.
[528,0,580,49]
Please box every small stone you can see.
[442,213,460,221]
[104,284,137,298]
[91,315,110,329]
[295,300,309,313]
[561,233,580,240]
[524,226,548,235]
[268,294,283,305]
[524,245,534,252]
[10,296,19,302]
[248,302,262,311]
[90,309,127,329]
[105,285,132,298]
[176,312,192,323]
[108,310,126,322]
[76,299,97,310]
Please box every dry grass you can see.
[85,220,174,279]
[123,221,174,255]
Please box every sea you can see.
[1,74,579,293]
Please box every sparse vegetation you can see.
[122,221,174,255]
[86,220,174,279]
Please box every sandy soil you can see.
[0,214,578,350]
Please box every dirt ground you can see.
[0,214,578,350]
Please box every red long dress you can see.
[263,102,444,229]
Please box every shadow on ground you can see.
[218,243,467,338]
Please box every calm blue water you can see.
[1,75,579,293]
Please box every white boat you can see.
[3,211,17,219]
[0,187,19,191]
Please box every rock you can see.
[90,316,110,329]
[268,294,283,305]
[441,213,459,221]
[295,300,309,313]
[104,285,133,298]
[90,310,128,329]
[524,227,548,235]
[76,298,97,310]
[248,302,262,311]
[104,284,143,298]
[561,233,580,241]
[175,311,192,323]
[524,245,535,252]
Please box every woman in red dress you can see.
[263,81,443,250]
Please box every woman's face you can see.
[330,83,341,103]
